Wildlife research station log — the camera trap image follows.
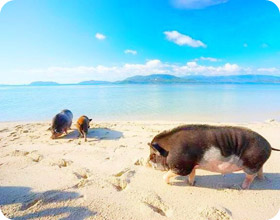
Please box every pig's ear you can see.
[151,143,169,157]
[89,119,92,122]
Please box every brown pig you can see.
[76,115,92,142]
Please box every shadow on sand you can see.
[0,186,96,219]
[172,172,280,190]
[62,128,123,141]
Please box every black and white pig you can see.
[147,124,280,189]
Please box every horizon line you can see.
[1,73,280,86]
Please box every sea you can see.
[1,84,280,122]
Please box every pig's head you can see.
[146,142,169,171]
[51,128,63,139]
[88,118,92,128]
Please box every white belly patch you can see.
[197,147,243,174]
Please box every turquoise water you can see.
[1,84,280,122]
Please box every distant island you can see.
[121,74,280,84]
[182,75,280,84]
[2,74,280,86]
[119,74,189,84]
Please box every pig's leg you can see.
[83,131,87,142]
[77,129,82,138]
[242,173,256,189]
[78,128,83,138]
[257,167,264,180]
[64,128,68,135]
[188,168,196,186]
[163,170,178,184]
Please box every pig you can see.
[76,115,92,142]
[147,124,280,189]
[51,109,73,139]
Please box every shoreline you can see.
[0,117,278,124]
[0,120,280,220]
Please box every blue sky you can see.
[0,0,280,84]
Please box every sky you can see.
[0,0,280,84]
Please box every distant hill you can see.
[182,75,280,83]
[120,74,280,84]
[78,80,111,85]
[29,81,60,86]
[18,74,280,86]
[119,74,190,84]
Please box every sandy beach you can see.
[0,120,280,220]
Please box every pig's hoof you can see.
[163,175,171,184]
[188,180,196,186]
[241,183,250,190]
[164,179,171,184]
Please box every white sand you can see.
[0,120,280,220]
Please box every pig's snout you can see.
[51,132,61,139]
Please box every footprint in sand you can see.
[50,159,73,168]
[8,131,16,137]
[72,169,91,188]
[9,150,43,163]
[110,168,135,191]
[141,192,172,217]
[0,128,9,133]
[198,206,232,220]
[73,179,90,188]
[30,135,40,140]
[20,190,82,210]
[73,168,91,180]
[20,194,43,211]
[73,173,112,189]
[10,150,30,157]
[15,125,23,131]
[10,137,20,141]
[28,151,43,162]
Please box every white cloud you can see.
[164,31,206,48]
[18,60,252,84]
[172,0,228,9]
[95,33,106,40]
[268,0,280,12]
[123,59,165,75]
[172,61,241,76]
[257,67,278,73]
[194,57,221,62]
[124,49,137,55]
[0,0,12,12]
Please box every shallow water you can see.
[1,84,280,122]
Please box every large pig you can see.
[147,124,280,189]
[51,109,73,139]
